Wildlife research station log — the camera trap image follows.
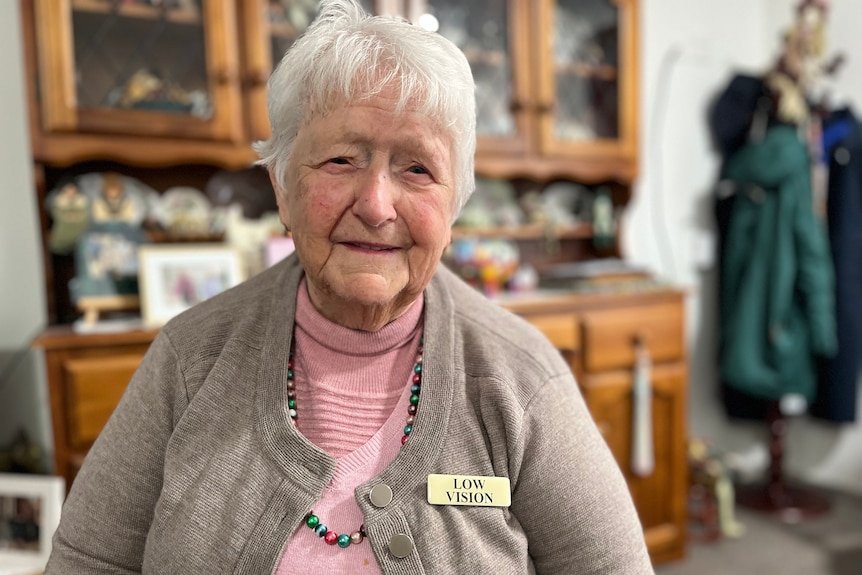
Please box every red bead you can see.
[408,404,417,415]
[324,531,338,545]
[401,435,408,445]
[412,373,421,384]
[288,360,294,369]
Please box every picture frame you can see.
[138,244,245,328]
[0,473,65,573]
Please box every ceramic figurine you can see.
[47,179,90,255]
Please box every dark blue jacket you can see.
[812,109,862,422]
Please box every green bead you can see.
[404,424,413,435]
[337,534,351,548]
[414,364,422,374]
[288,399,296,409]
[288,369,294,379]
[409,394,420,406]
[306,514,319,528]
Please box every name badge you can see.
[427,474,511,507]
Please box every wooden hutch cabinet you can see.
[504,288,687,564]
[414,0,638,183]
[34,0,244,143]
[34,327,157,484]
[26,0,331,167]
[22,0,687,565]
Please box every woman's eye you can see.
[329,157,350,165]
[408,165,429,175]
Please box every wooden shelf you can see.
[147,229,224,243]
[72,0,201,25]
[556,61,618,81]
[451,222,593,240]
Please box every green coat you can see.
[719,125,837,402]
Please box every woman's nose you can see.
[352,167,398,227]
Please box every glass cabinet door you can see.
[241,0,318,142]
[35,0,243,142]
[417,0,532,156]
[536,0,637,162]
[242,0,391,142]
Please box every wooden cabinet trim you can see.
[33,326,159,351]
[34,0,78,132]
[203,0,244,143]
[238,0,272,142]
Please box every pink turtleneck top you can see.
[275,280,424,574]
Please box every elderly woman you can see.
[46,1,653,573]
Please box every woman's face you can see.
[273,89,456,330]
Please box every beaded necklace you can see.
[288,335,424,549]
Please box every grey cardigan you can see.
[47,254,653,574]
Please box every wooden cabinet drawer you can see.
[522,312,580,353]
[62,354,143,448]
[580,301,683,373]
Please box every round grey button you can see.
[388,533,413,558]
[369,484,393,508]
[749,185,766,204]
[835,147,851,165]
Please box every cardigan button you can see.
[370,484,393,508]
[388,533,414,558]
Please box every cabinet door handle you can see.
[214,70,238,85]
[510,98,532,113]
[245,69,270,88]
[632,331,649,347]
[535,101,556,115]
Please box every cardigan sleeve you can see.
[509,373,654,575]
[45,330,187,574]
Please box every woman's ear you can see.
[269,169,291,231]
[267,168,281,195]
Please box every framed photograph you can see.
[138,244,245,327]
[0,474,65,572]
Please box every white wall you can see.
[627,0,862,495]
[0,0,53,471]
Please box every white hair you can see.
[253,0,477,217]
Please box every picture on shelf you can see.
[0,474,65,572]
[138,244,244,327]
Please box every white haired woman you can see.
[46,1,653,573]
